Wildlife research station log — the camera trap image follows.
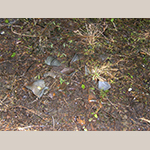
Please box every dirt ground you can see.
[0,18,150,131]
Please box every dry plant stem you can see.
[74,23,110,45]
[70,64,85,77]
[139,117,150,123]
[129,116,143,125]
[103,24,108,33]
[1,95,8,102]
[0,99,8,107]
[106,96,118,110]
[0,24,21,27]
[11,22,49,39]
[91,62,118,80]
[29,97,39,104]
[0,19,19,27]
[63,98,71,108]
[71,119,79,131]
[52,116,55,129]
[123,72,149,93]
[97,29,109,40]
[95,102,103,114]
[141,49,150,56]
[102,109,116,120]
[112,22,118,31]
[49,79,58,90]
[11,26,37,37]
[95,75,106,81]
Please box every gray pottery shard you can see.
[26,79,48,98]
[98,81,111,91]
[60,67,75,75]
[45,56,61,66]
[70,53,83,64]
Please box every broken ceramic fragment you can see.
[70,53,83,64]
[45,56,61,66]
[26,79,49,98]
[60,67,75,75]
[98,81,111,91]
